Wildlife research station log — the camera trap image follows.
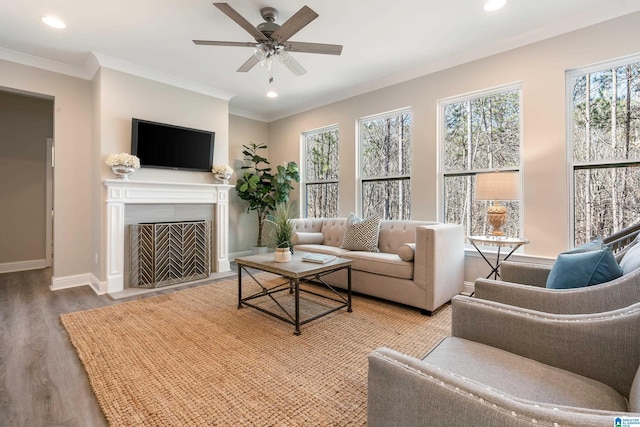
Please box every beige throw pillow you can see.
[397,243,415,261]
[340,213,381,252]
[291,232,324,245]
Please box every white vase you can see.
[214,173,232,184]
[274,247,292,263]
[111,165,136,180]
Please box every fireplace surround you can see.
[103,179,231,294]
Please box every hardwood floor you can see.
[0,267,236,426]
[0,268,113,426]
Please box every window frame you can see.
[301,124,340,218]
[566,53,640,246]
[437,82,524,238]
[357,107,412,219]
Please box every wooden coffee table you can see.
[235,252,353,335]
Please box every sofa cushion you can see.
[620,242,640,275]
[341,214,381,252]
[342,251,413,280]
[291,232,324,245]
[397,243,415,261]
[294,245,350,257]
[320,218,348,247]
[424,337,628,412]
[546,241,623,289]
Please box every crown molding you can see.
[0,47,93,79]
[229,107,268,122]
[0,47,235,102]
[91,52,235,101]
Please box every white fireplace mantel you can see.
[103,179,232,294]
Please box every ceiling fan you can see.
[193,3,343,77]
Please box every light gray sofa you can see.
[291,218,464,315]
[368,296,640,426]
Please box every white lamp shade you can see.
[475,171,520,201]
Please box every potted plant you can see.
[267,202,294,262]
[235,142,300,250]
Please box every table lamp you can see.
[475,171,520,236]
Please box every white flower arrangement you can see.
[105,153,141,169]
[212,164,233,175]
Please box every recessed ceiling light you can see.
[42,16,66,29]
[483,0,506,12]
[266,90,278,98]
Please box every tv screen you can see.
[131,118,215,172]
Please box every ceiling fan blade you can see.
[282,41,343,56]
[278,53,307,77]
[193,40,257,48]
[237,55,260,72]
[213,3,267,42]
[270,6,318,43]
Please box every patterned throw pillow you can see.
[340,213,381,252]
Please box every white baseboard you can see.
[0,259,47,274]
[51,273,106,294]
[229,250,252,261]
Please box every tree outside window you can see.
[570,57,640,245]
[302,126,339,218]
[441,86,522,237]
[359,110,411,219]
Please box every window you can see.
[569,56,640,246]
[440,85,522,237]
[358,109,412,219]
[302,126,339,218]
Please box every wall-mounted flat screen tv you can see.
[131,118,215,172]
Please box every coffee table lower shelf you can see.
[236,253,353,335]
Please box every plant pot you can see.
[214,173,232,184]
[111,165,136,180]
[274,247,292,263]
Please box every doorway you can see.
[0,89,54,273]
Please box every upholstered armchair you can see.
[368,296,640,426]
[473,249,640,314]
[474,234,640,314]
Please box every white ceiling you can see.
[1,0,639,122]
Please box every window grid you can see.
[358,109,412,220]
[568,55,640,245]
[440,85,522,238]
[302,126,339,218]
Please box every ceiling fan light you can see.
[483,0,506,11]
[277,50,290,64]
[253,44,268,61]
[260,57,273,70]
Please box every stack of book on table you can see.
[301,253,336,264]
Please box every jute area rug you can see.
[61,273,452,426]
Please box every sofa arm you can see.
[474,271,640,314]
[368,347,623,426]
[451,296,640,397]
[499,260,551,286]
[414,224,464,311]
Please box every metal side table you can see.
[467,235,530,280]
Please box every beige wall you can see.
[228,114,269,252]
[0,59,93,278]
[94,68,230,279]
[267,12,640,264]
[0,90,53,264]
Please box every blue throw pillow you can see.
[546,239,623,289]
